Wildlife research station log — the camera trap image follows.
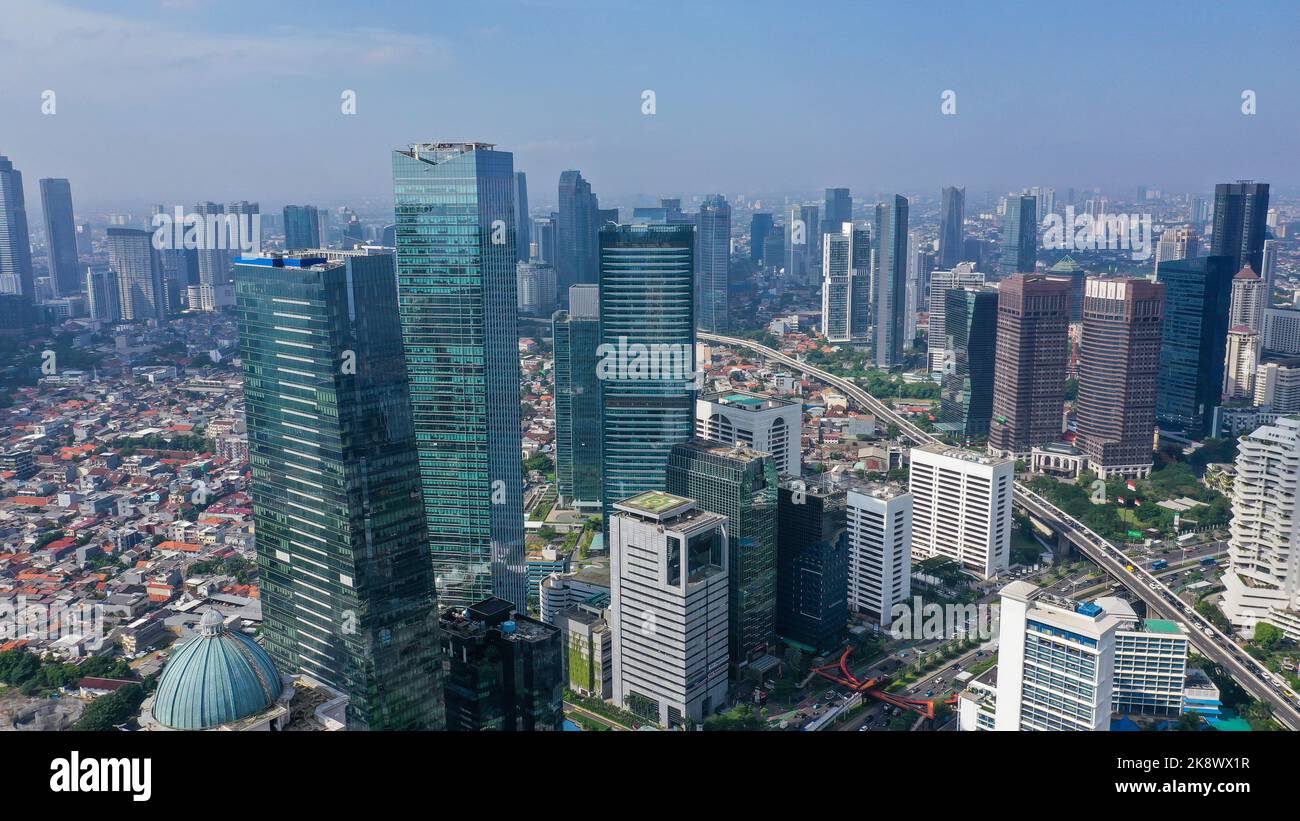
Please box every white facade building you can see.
[1262,308,1300,356]
[845,485,912,628]
[1223,326,1260,401]
[908,444,1013,579]
[1229,265,1265,333]
[1222,416,1300,640]
[1254,361,1300,413]
[982,582,1188,731]
[695,390,802,476]
[609,491,730,727]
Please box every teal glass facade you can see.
[939,286,998,437]
[235,252,444,730]
[598,223,697,523]
[553,284,603,511]
[1155,255,1233,437]
[393,143,526,611]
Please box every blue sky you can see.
[2,0,1297,209]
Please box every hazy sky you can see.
[2,0,1298,210]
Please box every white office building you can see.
[1262,308,1300,356]
[977,582,1189,731]
[1223,326,1260,401]
[1254,361,1300,412]
[926,263,985,376]
[1222,416,1300,640]
[908,444,1013,579]
[609,491,729,727]
[695,390,802,476]
[820,223,870,344]
[845,485,912,628]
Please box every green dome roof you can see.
[152,610,281,730]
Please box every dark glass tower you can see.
[1001,194,1038,273]
[873,195,909,367]
[557,170,600,299]
[939,286,998,437]
[393,142,526,611]
[776,479,848,653]
[39,178,80,298]
[599,222,696,522]
[1211,181,1269,275]
[106,227,166,322]
[749,213,773,264]
[553,284,603,512]
[696,194,731,332]
[283,205,321,250]
[235,251,444,730]
[938,186,965,269]
[0,155,35,304]
[514,172,531,263]
[667,439,779,667]
[1155,255,1233,437]
[823,188,852,234]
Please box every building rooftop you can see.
[616,490,694,518]
[702,390,797,412]
[915,442,1012,467]
[1143,618,1184,635]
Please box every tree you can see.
[73,683,145,731]
[1253,623,1286,653]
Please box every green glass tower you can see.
[666,438,779,666]
[235,251,444,730]
[553,283,603,512]
[392,142,526,611]
[599,222,697,522]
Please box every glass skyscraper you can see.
[938,186,965,270]
[557,169,600,300]
[106,227,166,322]
[283,204,322,251]
[873,195,909,367]
[0,155,34,303]
[1001,194,1038,273]
[1155,255,1233,437]
[393,142,526,611]
[696,194,730,332]
[599,222,697,522]
[553,284,603,512]
[234,251,444,730]
[1211,180,1269,275]
[939,286,998,437]
[667,439,779,666]
[39,178,80,298]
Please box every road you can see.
[702,331,1300,730]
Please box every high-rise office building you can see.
[1001,194,1038,273]
[553,284,603,513]
[1154,257,1231,439]
[786,203,819,281]
[609,492,729,727]
[775,479,848,652]
[1263,308,1300,356]
[989,274,1072,457]
[515,261,556,316]
[939,286,998,437]
[696,194,730,332]
[1253,361,1300,412]
[1229,264,1265,333]
[695,390,801,476]
[823,188,852,238]
[909,444,1013,579]
[393,142,526,611]
[599,222,697,522]
[1261,239,1278,307]
[749,213,774,265]
[1223,327,1260,401]
[1222,416,1300,640]
[938,186,965,270]
[1211,180,1269,275]
[532,215,555,264]
[513,171,530,263]
[39,178,80,298]
[1077,277,1165,478]
[1152,225,1199,274]
[926,263,985,375]
[282,205,321,250]
[439,596,562,731]
[234,251,444,730]
[193,201,231,311]
[984,583,1188,731]
[667,439,778,666]
[0,155,34,302]
[85,264,120,323]
[556,170,600,298]
[905,230,935,343]
[819,220,873,344]
[873,195,909,367]
[1047,255,1087,323]
[846,484,912,628]
[106,227,166,322]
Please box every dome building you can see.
[141,610,347,731]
